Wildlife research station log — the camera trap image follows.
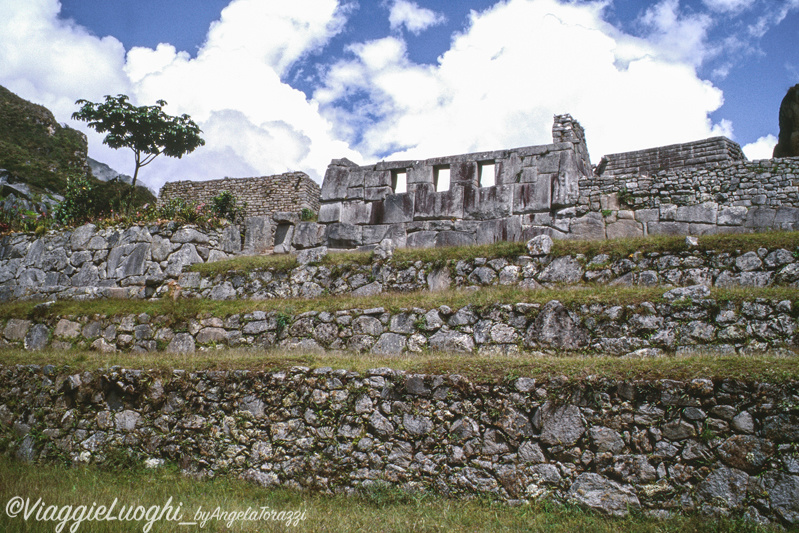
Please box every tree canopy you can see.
[72,94,204,206]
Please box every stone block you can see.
[717,206,748,226]
[450,161,477,185]
[535,151,561,173]
[519,166,539,183]
[382,193,414,224]
[568,212,606,240]
[243,216,273,253]
[600,194,620,211]
[220,224,241,253]
[414,187,464,220]
[339,202,373,225]
[674,202,718,224]
[774,206,799,226]
[744,207,776,229]
[292,222,325,249]
[648,221,690,236]
[406,231,437,248]
[689,223,720,235]
[496,152,522,185]
[362,225,390,245]
[364,170,390,188]
[436,231,475,247]
[513,178,551,214]
[320,162,356,201]
[464,184,513,220]
[606,219,643,239]
[318,203,341,224]
[552,151,581,207]
[326,223,363,249]
[475,217,522,245]
[364,186,392,201]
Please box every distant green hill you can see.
[0,86,155,214]
[0,85,87,193]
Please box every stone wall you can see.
[2,364,798,523]
[178,240,799,301]
[2,289,797,356]
[158,172,320,220]
[0,223,244,301]
[596,137,745,177]
[315,113,799,247]
[316,115,592,250]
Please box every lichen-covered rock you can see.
[567,473,640,517]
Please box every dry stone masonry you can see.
[313,115,799,249]
[315,115,592,250]
[1,365,797,524]
[158,172,320,220]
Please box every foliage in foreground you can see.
[0,456,782,533]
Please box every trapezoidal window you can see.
[478,161,496,187]
[434,165,450,192]
[391,169,407,193]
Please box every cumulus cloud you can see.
[742,134,777,160]
[388,0,447,34]
[317,0,729,163]
[0,0,129,118]
[0,0,360,190]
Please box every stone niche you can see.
[317,115,594,250]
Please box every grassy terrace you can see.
[189,231,799,276]
[3,285,799,325]
[0,457,779,533]
[1,348,797,384]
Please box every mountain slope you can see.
[0,86,87,193]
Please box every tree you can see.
[72,94,204,207]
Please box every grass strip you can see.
[3,285,799,324]
[0,456,783,533]
[1,349,797,384]
[188,231,799,276]
[0,285,796,324]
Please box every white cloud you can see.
[389,0,447,34]
[742,134,777,160]
[0,0,361,190]
[638,0,714,67]
[0,0,130,118]
[749,0,799,37]
[702,0,755,14]
[317,0,729,164]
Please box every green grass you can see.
[190,231,799,277]
[0,456,783,533]
[1,348,797,384]
[4,285,799,325]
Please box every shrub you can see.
[54,173,94,225]
[211,190,245,223]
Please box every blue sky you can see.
[1,0,797,190]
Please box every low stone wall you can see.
[158,172,320,220]
[3,290,797,355]
[179,243,799,301]
[0,223,244,301]
[2,365,797,524]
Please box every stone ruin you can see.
[317,115,593,249]
[155,113,799,254]
[313,115,799,250]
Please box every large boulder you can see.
[774,84,799,158]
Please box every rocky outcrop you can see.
[1,365,797,524]
[774,84,799,158]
